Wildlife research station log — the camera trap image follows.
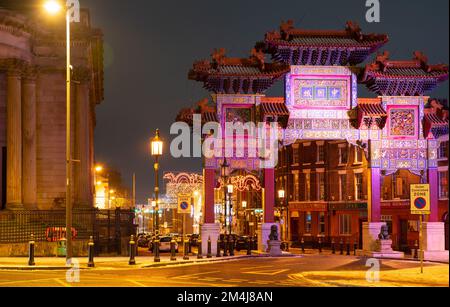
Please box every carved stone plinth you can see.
[268,240,282,256]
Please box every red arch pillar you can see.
[200,168,220,256]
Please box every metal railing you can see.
[0,208,136,254]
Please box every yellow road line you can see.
[240,265,273,270]
[53,278,73,287]
[127,279,146,287]
[172,270,221,279]
[242,269,290,276]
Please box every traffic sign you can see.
[177,194,191,214]
[410,184,430,215]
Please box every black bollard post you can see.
[346,239,350,256]
[301,237,305,254]
[28,234,35,266]
[129,235,136,265]
[87,236,95,268]
[153,235,160,263]
[197,238,203,259]
[331,238,336,254]
[170,238,177,261]
[414,240,419,260]
[229,236,234,257]
[216,237,222,257]
[183,239,190,260]
[207,236,212,258]
[223,237,228,257]
[339,238,344,255]
[246,237,252,255]
[318,237,322,253]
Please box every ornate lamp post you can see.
[151,129,163,235]
[241,201,247,235]
[227,184,234,235]
[220,158,231,234]
[278,189,286,242]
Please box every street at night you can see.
[0,255,447,287]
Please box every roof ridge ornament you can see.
[345,21,363,41]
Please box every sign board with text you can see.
[177,194,191,214]
[410,184,430,215]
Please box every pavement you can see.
[0,254,447,287]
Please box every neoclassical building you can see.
[0,7,103,210]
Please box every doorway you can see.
[399,219,409,252]
[291,218,299,242]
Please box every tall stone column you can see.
[200,167,220,255]
[6,70,23,209]
[75,79,91,207]
[22,72,37,209]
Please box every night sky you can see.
[1,0,449,203]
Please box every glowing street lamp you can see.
[43,0,78,261]
[151,129,163,262]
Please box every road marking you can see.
[248,281,271,285]
[0,277,58,286]
[172,270,221,279]
[198,278,221,282]
[242,269,290,276]
[240,265,273,270]
[127,279,146,287]
[225,279,248,283]
[53,278,72,287]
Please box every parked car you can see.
[235,235,258,251]
[149,236,178,252]
[137,233,152,247]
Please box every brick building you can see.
[276,107,449,251]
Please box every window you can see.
[304,173,311,201]
[293,174,299,201]
[339,214,351,235]
[317,144,324,163]
[317,172,325,200]
[438,142,448,160]
[305,212,312,233]
[355,173,363,200]
[339,145,348,165]
[392,173,406,199]
[354,146,363,164]
[439,171,448,199]
[292,147,299,165]
[339,174,347,201]
[318,212,325,235]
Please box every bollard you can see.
[339,238,344,255]
[183,239,190,260]
[300,237,305,254]
[216,237,222,257]
[197,238,203,259]
[153,235,160,263]
[346,240,350,256]
[28,234,35,266]
[207,236,212,258]
[246,237,252,255]
[87,236,95,268]
[229,236,234,257]
[331,238,336,254]
[353,241,357,256]
[170,238,177,261]
[223,237,228,257]
[129,235,136,265]
[414,240,419,260]
[318,237,322,253]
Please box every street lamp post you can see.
[43,0,78,261]
[278,189,287,245]
[220,158,230,234]
[151,129,163,235]
[227,184,234,235]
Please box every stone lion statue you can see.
[269,225,278,241]
[378,225,391,240]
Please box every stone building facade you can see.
[0,7,103,210]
